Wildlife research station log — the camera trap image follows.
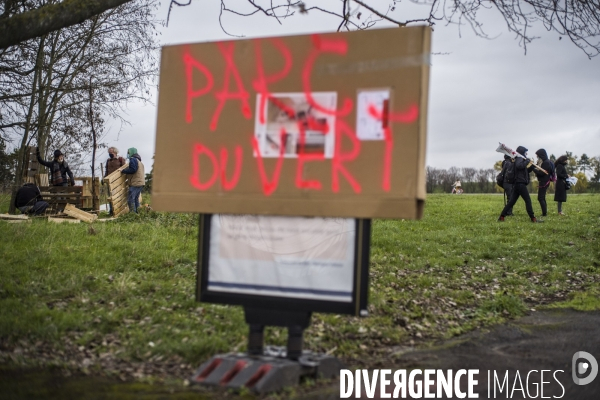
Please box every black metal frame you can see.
[196,214,371,316]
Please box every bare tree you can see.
[0,0,134,49]
[461,167,477,192]
[1,0,158,211]
[207,0,600,58]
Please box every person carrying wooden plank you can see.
[104,147,125,215]
[121,147,145,214]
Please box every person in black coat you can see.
[554,155,569,215]
[14,183,49,215]
[498,146,542,222]
[533,149,554,216]
[501,155,516,216]
[36,148,74,186]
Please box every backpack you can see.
[504,159,516,184]
[496,169,505,188]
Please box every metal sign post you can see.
[190,215,370,393]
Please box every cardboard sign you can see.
[153,26,430,219]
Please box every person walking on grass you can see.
[36,148,74,187]
[554,155,569,216]
[500,155,516,216]
[533,149,555,217]
[121,147,145,214]
[498,146,543,223]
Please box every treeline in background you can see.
[426,152,600,194]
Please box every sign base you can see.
[191,349,344,394]
[191,307,343,393]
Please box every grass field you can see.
[0,193,599,382]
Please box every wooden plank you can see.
[42,193,81,201]
[48,217,81,224]
[96,217,117,222]
[108,175,127,191]
[113,201,130,216]
[113,195,128,210]
[0,213,29,220]
[39,186,83,193]
[115,207,129,217]
[104,165,127,185]
[109,189,127,204]
[4,219,32,224]
[36,174,49,186]
[109,183,127,199]
[63,204,98,223]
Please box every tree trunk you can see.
[88,78,99,211]
[9,37,45,213]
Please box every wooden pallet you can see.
[103,165,129,217]
[24,146,41,177]
[40,186,83,210]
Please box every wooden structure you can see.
[103,165,129,217]
[39,186,83,213]
[77,177,100,209]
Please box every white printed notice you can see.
[356,89,390,141]
[207,215,355,302]
[254,92,337,159]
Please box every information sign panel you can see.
[197,215,371,315]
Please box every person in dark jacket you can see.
[554,155,569,215]
[501,155,515,216]
[105,147,125,177]
[14,183,49,215]
[498,146,542,222]
[36,148,74,186]
[533,149,555,216]
[121,147,145,214]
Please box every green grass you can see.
[0,193,599,373]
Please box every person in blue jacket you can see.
[121,148,145,213]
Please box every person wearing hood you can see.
[121,147,145,213]
[500,154,516,216]
[498,146,542,222]
[554,155,569,215]
[36,148,74,186]
[533,149,555,216]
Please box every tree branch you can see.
[0,0,133,49]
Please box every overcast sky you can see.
[106,0,600,170]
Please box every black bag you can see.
[496,170,505,188]
[565,179,572,190]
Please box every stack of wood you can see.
[103,165,129,217]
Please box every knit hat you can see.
[54,150,63,158]
[127,148,138,158]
